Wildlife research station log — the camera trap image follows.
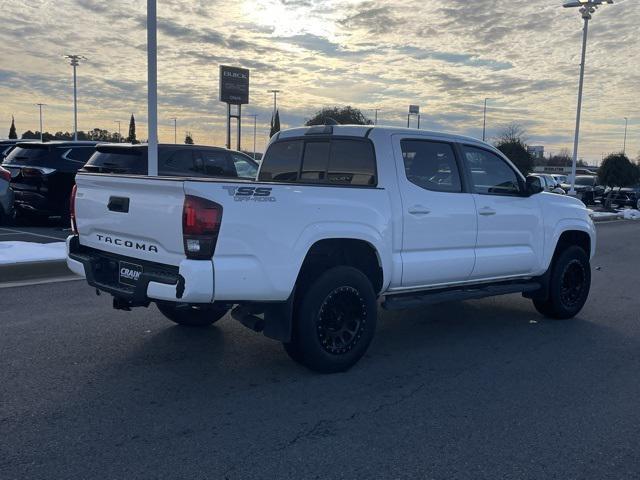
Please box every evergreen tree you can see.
[494,123,534,175]
[126,114,137,144]
[9,116,17,139]
[270,110,281,138]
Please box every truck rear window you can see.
[259,138,376,186]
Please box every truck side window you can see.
[327,140,376,186]
[401,140,462,193]
[300,141,330,182]
[462,146,522,195]
[259,140,303,182]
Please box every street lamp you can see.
[623,117,628,155]
[36,103,46,141]
[171,117,177,144]
[373,108,381,125]
[115,120,121,142]
[563,0,614,195]
[64,54,86,141]
[146,0,159,176]
[268,90,281,117]
[482,98,490,142]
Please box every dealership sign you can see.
[409,105,420,114]
[219,66,250,105]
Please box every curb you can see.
[0,259,75,284]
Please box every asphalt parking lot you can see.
[1,221,639,479]
[0,222,69,244]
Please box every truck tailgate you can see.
[75,174,186,266]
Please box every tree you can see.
[184,132,194,144]
[270,110,281,138]
[547,148,572,167]
[9,116,17,139]
[494,123,533,175]
[126,114,137,144]
[305,106,372,126]
[598,153,640,208]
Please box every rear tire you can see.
[156,302,229,327]
[533,245,591,320]
[284,266,377,373]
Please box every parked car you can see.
[603,184,640,210]
[0,139,38,162]
[561,175,604,205]
[67,125,595,373]
[82,144,259,179]
[532,173,565,194]
[1,141,98,222]
[0,165,15,225]
[552,174,568,185]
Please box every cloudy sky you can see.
[1,0,638,162]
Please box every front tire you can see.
[533,246,591,320]
[156,302,229,327]
[284,266,377,373]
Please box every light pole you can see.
[171,117,177,144]
[115,120,121,142]
[36,103,46,141]
[246,114,258,159]
[482,98,489,142]
[268,90,280,117]
[373,108,381,125]
[623,117,628,155]
[64,54,86,141]
[146,0,158,176]
[563,0,614,195]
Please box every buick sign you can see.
[219,65,250,105]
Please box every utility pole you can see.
[171,117,177,144]
[146,0,158,176]
[246,114,258,159]
[36,103,46,141]
[64,55,86,141]
[623,117,628,155]
[115,120,121,142]
[482,98,489,142]
[268,90,281,116]
[563,0,614,195]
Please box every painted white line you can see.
[0,227,67,242]
[0,275,83,289]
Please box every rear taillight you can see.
[182,195,223,260]
[70,184,78,234]
[0,166,10,182]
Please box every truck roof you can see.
[277,124,491,147]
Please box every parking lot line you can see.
[0,275,83,289]
[0,227,67,242]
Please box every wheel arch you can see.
[295,237,386,295]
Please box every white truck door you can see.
[459,144,544,280]
[393,136,477,287]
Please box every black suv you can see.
[561,175,605,206]
[2,141,98,221]
[82,144,259,178]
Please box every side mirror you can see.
[525,175,544,196]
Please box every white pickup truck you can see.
[67,125,596,373]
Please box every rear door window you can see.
[195,150,236,177]
[161,149,195,175]
[230,153,258,179]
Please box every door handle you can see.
[478,207,496,216]
[408,205,431,215]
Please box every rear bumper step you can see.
[382,281,542,311]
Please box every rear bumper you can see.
[67,236,214,304]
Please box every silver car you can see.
[0,165,15,224]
